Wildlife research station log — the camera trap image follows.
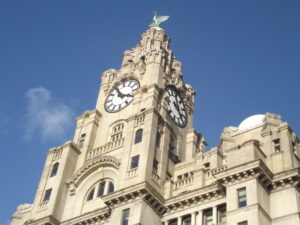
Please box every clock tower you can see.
[11,24,203,225]
[11,15,300,225]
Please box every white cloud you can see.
[24,87,75,142]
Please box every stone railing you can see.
[38,201,48,211]
[152,171,161,186]
[211,165,228,175]
[127,167,138,177]
[86,138,124,160]
[174,176,194,189]
[134,114,145,126]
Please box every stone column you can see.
[198,210,203,225]
[212,206,217,225]
[177,216,182,225]
[164,220,169,225]
[191,212,196,225]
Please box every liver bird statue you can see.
[149,11,170,28]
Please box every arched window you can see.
[134,129,143,144]
[86,179,115,201]
[50,163,59,177]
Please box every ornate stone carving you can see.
[101,69,118,95]
[182,84,195,114]
[66,155,120,195]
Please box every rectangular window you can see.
[50,163,59,177]
[97,181,106,197]
[218,204,226,223]
[130,155,139,169]
[238,187,247,208]
[238,221,248,225]
[182,215,191,225]
[155,133,161,147]
[203,209,213,225]
[43,188,52,202]
[79,139,85,149]
[134,129,143,144]
[153,159,158,172]
[273,138,281,152]
[121,208,130,225]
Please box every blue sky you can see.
[1,1,299,224]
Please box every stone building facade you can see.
[11,26,300,225]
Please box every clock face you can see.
[166,86,187,127]
[104,79,140,113]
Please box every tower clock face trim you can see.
[166,86,188,127]
[104,79,140,113]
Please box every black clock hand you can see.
[115,87,125,98]
[173,100,180,112]
[122,93,133,97]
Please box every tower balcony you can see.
[86,138,125,161]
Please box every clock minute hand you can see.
[123,93,133,97]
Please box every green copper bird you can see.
[149,11,170,28]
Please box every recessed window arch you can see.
[134,129,143,144]
[50,162,59,177]
[86,179,115,201]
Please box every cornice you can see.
[103,182,166,215]
[164,183,225,215]
[26,215,60,225]
[61,206,110,225]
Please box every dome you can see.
[238,114,265,131]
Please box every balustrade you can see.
[86,138,124,160]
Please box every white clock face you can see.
[104,79,140,113]
[166,86,187,127]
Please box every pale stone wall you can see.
[11,27,300,225]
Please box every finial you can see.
[149,11,170,29]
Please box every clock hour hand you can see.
[173,100,180,112]
[115,87,125,98]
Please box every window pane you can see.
[43,188,52,202]
[155,133,161,147]
[108,181,114,194]
[238,221,248,225]
[134,129,143,144]
[79,139,85,148]
[153,159,158,171]
[130,155,139,169]
[238,188,247,207]
[50,163,59,177]
[121,209,130,225]
[97,182,106,197]
[87,187,95,201]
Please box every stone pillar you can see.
[212,206,217,225]
[191,212,196,225]
[198,210,203,225]
[164,220,169,225]
[177,216,182,225]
